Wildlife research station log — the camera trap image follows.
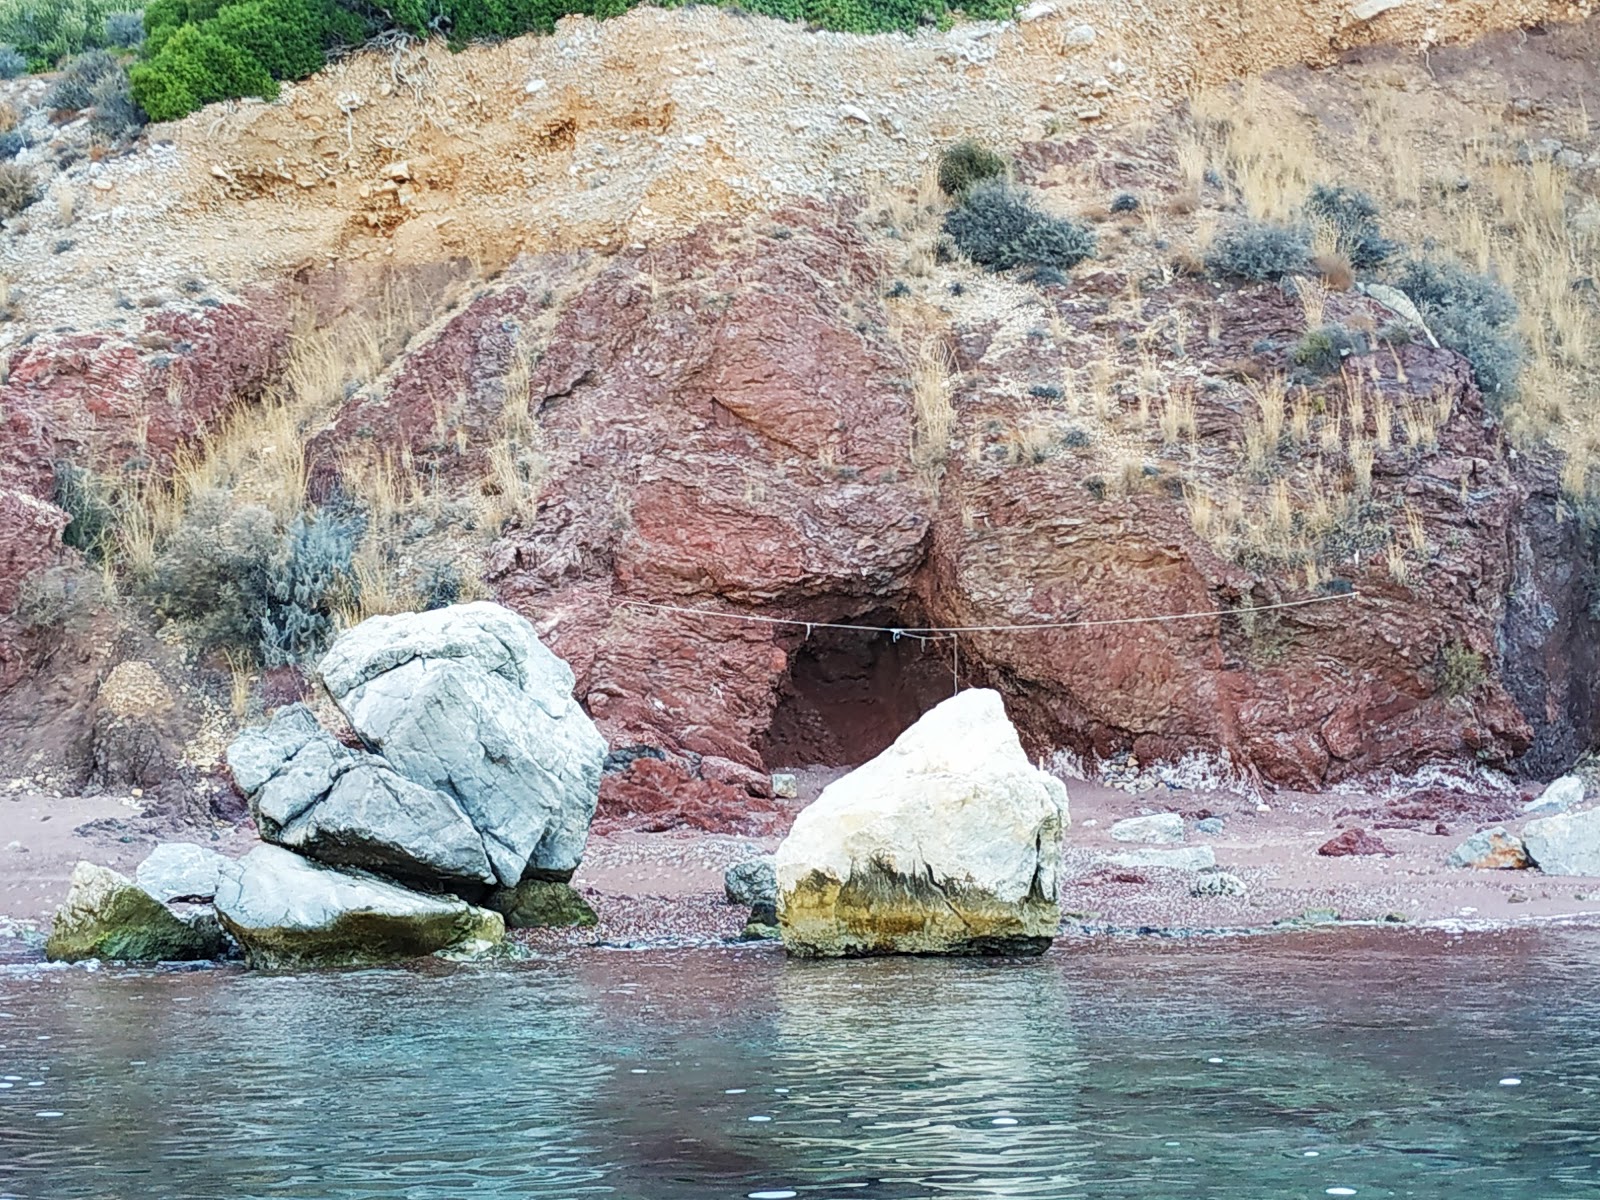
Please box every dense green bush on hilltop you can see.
[0,0,123,66]
[127,0,1016,123]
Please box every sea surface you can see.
[2,927,1599,1199]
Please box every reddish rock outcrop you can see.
[298,201,1597,830]
[0,488,69,693]
[1318,828,1393,857]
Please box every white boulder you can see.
[135,842,234,903]
[1107,845,1217,872]
[1524,775,1585,816]
[1522,807,1600,877]
[317,602,608,887]
[773,689,1067,957]
[213,845,504,968]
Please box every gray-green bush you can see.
[937,139,1007,197]
[1395,257,1522,407]
[257,508,359,666]
[944,180,1097,273]
[0,42,22,75]
[52,461,119,560]
[1207,219,1311,281]
[0,161,39,218]
[1304,184,1398,270]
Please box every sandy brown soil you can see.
[6,771,1597,956]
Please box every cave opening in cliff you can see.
[757,611,958,771]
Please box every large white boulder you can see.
[213,845,504,968]
[1522,807,1600,877]
[135,842,234,903]
[318,602,607,887]
[227,705,497,890]
[773,689,1068,957]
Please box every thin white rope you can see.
[619,590,1359,637]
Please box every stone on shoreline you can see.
[486,879,598,928]
[1446,826,1529,870]
[46,861,228,963]
[135,842,233,903]
[724,856,777,908]
[1106,845,1215,872]
[213,845,505,969]
[1317,828,1392,857]
[1109,813,1184,844]
[317,602,608,887]
[774,689,1067,957]
[1190,870,1246,897]
[1522,807,1600,877]
[1524,775,1585,816]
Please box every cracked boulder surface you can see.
[772,689,1068,957]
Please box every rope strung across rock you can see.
[620,590,1360,639]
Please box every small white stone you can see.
[1062,22,1096,46]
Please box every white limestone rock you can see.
[135,842,233,903]
[317,602,607,887]
[774,689,1068,957]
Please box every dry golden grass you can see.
[1159,389,1197,445]
[910,337,956,478]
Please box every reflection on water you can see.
[2,929,1599,1199]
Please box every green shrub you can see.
[1207,219,1311,281]
[937,138,1006,197]
[52,461,120,560]
[1395,257,1522,408]
[130,20,273,120]
[0,41,23,74]
[13,564,104,633]
[0,128,21,158]
[1304,184,1397,270]
[1292,324,1365,375]
[944,180,1096,272]
[0,0,119,65]
[0,161,39,218]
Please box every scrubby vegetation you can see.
[0,42,23,75]
[1396,257,1523,409]
[937,138,1007,197]
[0,160,39,218]
[1206,219,1310,281]
[1303,184,1397,270]
[944,180,1096,273]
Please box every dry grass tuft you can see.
[910,338,956,477]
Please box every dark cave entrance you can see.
[757,611,959,770]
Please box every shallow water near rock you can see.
[2,928,1599,1198]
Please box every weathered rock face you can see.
[1522,808,1600,877]
[774,689,1067,957]
[485,879,598,929]
[317,602,608,886]
[46,861,228,963]
[213,845,505,969]
[227,705,498,890]
[1109,813,1184,844]
[1524,775,1586,816]
[724,855,777,908]
[295,203,1597,832]
[0,488,69,694]
[135,842,234,903]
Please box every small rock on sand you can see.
[1109,813,1184,844]
[1317,828,1392,857]
[1190,870,1246,898]
[1446,827,1529,870]
[1106,845,1215,872]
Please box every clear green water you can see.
[2,927,1599,1199]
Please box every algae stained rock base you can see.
[213,845,505,969]
[773,688,1068,957]
[46,861,228,963]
